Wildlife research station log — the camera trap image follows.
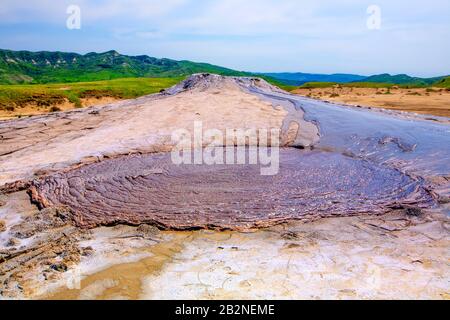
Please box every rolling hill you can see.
[359,73,447,86]
[1,49,448,88]
[434,76,450,88]
[0,49,248,84]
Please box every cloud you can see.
[166,0,334,36]
[78,0,187,21]
[0,0,187,24]
[112,28,165,40]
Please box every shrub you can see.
[49,106,62,112]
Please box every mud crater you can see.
[28,149,434,230]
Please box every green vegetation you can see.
[347,82,398,88]
[0,49,248,84]
[360,73,445,86]
[1,48,448,111]
[434,76,450,88]
[0,77,181,111]
[298,82,339,89]
[0,48,301,92]
[276,84,298,92]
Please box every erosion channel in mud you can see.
[30,148,434,230]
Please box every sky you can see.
[0,0,449,77]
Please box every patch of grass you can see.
[0,77,181,111]
[345,82,395,88]
[65,91,82,108]
[276,84,298,91]
[299,82,337,89]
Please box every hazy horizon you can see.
[0,0,449,78]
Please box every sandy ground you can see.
[292,87,450,118]
[0,97,121,120]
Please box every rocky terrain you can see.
[0,74,448,299]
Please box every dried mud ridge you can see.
[29,149,434,230]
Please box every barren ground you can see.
[0,97,122,120]
[292,87,450,118]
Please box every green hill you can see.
[359,73,446,87]
[433,76,450,88]
[0,49,248,84]
[1,49,448,90]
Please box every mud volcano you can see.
[30,149,433,230]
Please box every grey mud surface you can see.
[31,149,433,230]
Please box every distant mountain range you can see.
[262,72,448,86]
[261,72,366,85]
[0,49,448,87]
[360,73,446,86]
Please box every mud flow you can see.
[30,148,434,230]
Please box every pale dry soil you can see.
[0,190,448,300]
[292,87,450,118]
[0,97,120,120]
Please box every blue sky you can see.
[0,0,449,77]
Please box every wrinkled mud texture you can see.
[30,149,434,230]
